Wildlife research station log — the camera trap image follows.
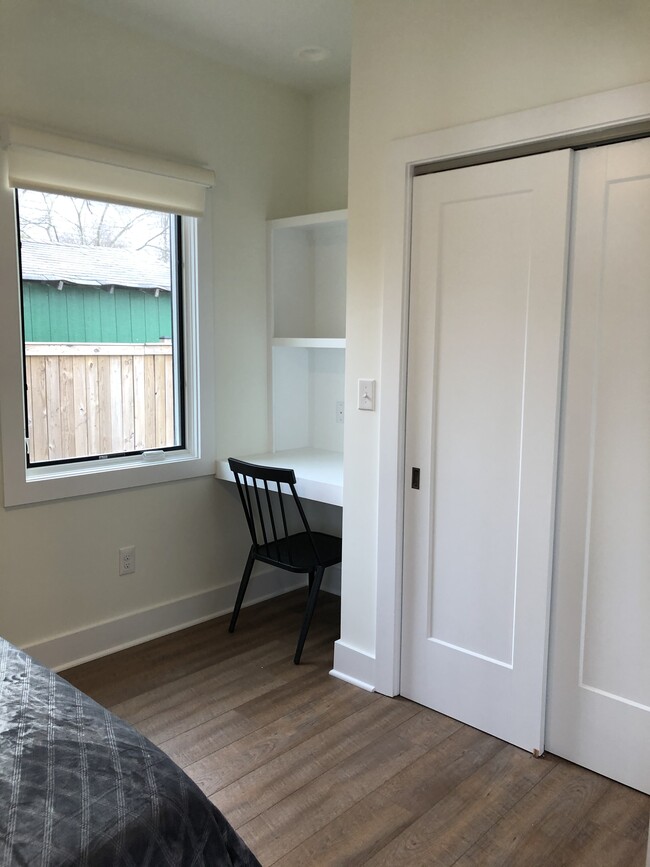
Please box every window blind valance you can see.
[1,124,215,217]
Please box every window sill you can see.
[5,449,215,507]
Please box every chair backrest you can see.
[228,458,321,564]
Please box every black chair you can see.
[227,457,342,664]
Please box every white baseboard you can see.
[24,570,305,672]
[330,638,375,691]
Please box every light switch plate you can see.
[358,379,376,411]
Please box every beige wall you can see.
[0,0,311,652]
[342,0,650,657]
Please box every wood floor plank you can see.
[387,706,464,748]
[119,632,338,744]
[386,724,502,815]
[185,675,374,794]
[111,638,290,722]
[120,634,300,716]
[544,776,650,867]
[550,817,647,867]
[239,726,430,865]
[140,666,296,744]
[161,670,348,768]
[236,664,346,726]
[211,697,419,828]
[361,744,556,867]
[567,774,649,846]
[275,800,413,867]
[273,724,504,867]
[61,592,649,867]
[452,759,614,867]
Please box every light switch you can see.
[358,379,376,411]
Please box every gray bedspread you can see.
[0,638,261,866]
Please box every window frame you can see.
[0,174,216,506]
[17,193,187,468]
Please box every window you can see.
[0,124,216,505]
[17,191,185,466]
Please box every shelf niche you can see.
[270,210,347,341]
[269,210,347,460]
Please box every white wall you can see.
[341,0,650,663]
[308,83,350,213]
[0,0,311,658]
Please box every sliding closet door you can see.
[401,151,572,753]
[546,139,650,794]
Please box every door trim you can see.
[375,80,650,698]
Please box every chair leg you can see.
[294,566,325,664]
[229,548,256,633]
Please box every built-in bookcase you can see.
[215,209,347,506]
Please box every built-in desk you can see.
[215,448,343,506]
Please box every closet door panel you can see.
[546,138,650,794]
[401,150,572,753]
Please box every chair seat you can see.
[254,531,342,573]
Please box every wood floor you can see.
[63,590,649,867]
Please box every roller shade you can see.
[1,124,214,217]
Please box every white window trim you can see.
[0,170,216,506]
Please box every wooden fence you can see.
[25,343,176,463]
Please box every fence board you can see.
[165,355,174,445]
[154,354,166,448]
[121,355,135,452]
[31,357,49,462]
[86,357,100,457]
[144,356,156,448]
[59,355,75,459]
[133,355,146,451]
[25,360,33,443]
[109,356,123,454]
[73,356,88,456]
[45,356,61,460]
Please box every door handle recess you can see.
[411,467,420,490]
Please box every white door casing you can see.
[401,151,572,753]
[545,138,650,794]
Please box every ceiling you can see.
[66,0,353,94]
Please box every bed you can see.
[0,637,261,866]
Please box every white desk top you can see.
[215,448,343,507]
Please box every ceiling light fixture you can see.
[294,45,331,63]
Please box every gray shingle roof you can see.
[20,240,171,292]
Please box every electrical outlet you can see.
[119,545,136,576]
[336,400,344,424]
